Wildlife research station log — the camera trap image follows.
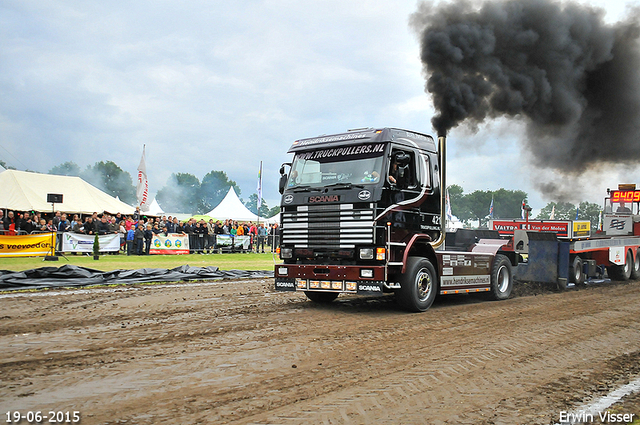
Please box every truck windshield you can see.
[287,144,385,189]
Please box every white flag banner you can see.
[257,161,263,213]
[137,145,151,212]
[445,188,453,222]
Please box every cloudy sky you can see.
[0,0,637,215]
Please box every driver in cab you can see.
[389,152,410,189]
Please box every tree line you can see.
[8,159,606,225]
[47,161,278,217]
[448,184,602,228]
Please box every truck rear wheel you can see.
[607,249,633,281]
[304,291,339,303]
[396,256,437,312]
[631,249,640,280]
[487,254,513,300]
[569,256,585,285]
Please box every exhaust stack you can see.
[431,134,446,249]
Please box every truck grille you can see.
[282,204,374,249]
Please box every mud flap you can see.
[275,278,296,291]
[357,281,384,296]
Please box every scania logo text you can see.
[309,195,339,203]
[276,281,295,288]
[358,284,381,292]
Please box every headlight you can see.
[280,248,293,259]
[360,269,374,278]
[277,267,288,276]
[359,248,374,260]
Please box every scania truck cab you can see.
[274,128,515,312]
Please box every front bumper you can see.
[275,264,386,295]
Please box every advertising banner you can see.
[62,233,120,253]
[489,219,591,239]
[603,214,633,236]
[149,234,189,255]
[216,235,251,250]
[0,233,55,257]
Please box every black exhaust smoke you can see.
[412,0,640,199]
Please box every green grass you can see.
[0,251,279,272]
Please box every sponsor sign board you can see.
[62,233,120,253]
[603,214,633,236]
[215,235,251,250]
[149,234,190,255]
[489,219,591,239]
[0,233,55,257]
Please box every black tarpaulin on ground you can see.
[0,264,274,291]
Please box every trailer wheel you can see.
[631,249,640,280]
[304,291,339,303]
[396,256,437,312]
[487,254,513,300]
[569,256,585,285]
[607,249,633,281]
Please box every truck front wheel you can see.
[396,257,437,312]
[487,254,513,300]
[304,291,339,303]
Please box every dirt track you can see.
[1,278,640,424]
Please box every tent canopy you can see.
[0,169,135,215]
[206,187,265,222]
[146,198,165,216]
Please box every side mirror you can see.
[279,163,291,176]
[279,174,288,194]
[279,163,291,194]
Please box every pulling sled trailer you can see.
[491,184,640,288]
[274,128,517,312]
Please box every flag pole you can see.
[257,161,263,226]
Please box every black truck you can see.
[274,128,516,312]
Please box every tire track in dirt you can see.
[1,280,639,424]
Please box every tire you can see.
[631,249,640,280]
[487,254,513,300]
[569,256,585,285]
[607,249,633,281]
[396,256,438,312]
[304,291,339,303]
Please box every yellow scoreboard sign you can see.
[0,233,56,257]
[572,220,591,237]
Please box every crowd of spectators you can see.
[1,209,279,256]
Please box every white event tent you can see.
[146,198,165,216]
[206,187,264,222]
[0,169,135,214]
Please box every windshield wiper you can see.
[325,182,365,190]
[292,185,322,193]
